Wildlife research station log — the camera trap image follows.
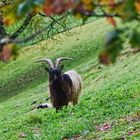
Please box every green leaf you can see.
[105,29,119,45]
[124,0,137,21]
[17,0,34,16]
[100,29,124,64]
[129,30,140,48]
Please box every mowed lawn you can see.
[0,19,140,140]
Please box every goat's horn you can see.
[35,58,54,68]
[55,57,73,68]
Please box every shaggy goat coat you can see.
[49,70,82,110]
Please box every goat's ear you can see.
[45,67,49,72]
[60,65,64,70]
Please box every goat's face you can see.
[36,57,73,81]
[46,65,63,81]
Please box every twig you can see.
[10,14,35,40]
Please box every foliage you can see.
[0,0,140,64]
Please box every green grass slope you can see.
[0,19,140,140]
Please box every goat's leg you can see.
[72,89,82,106]
[72,98,78,106]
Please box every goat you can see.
[36,57,82,111]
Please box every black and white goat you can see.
[36,57,82,111]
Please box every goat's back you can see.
[64,70,82,97]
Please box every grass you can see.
[0,18,140,140]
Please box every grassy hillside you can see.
[0,19,140,140]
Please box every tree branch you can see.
[0,11,118,47]
[13,15,67,44]
[10,14,35,40]
[13,20,56,44]
[39,12,67,29]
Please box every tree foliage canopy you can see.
[0,0,140,64]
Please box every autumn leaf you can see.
[99,29,123,64]
[84,4,94,11]
[128,130,140,136]
[96,123,112,131]
[115,0,138,21]
[82,0,94,11]
[33,5,43,13]
[99,0,115,6]
[82,0,93,5]
[0,44,12,62]
[99,51,111,65]
[98,0,116,13]
[3,13,17,26]
[0,44,19,62]
[73,0,94,19]
[135,0,140,13]
[62,137,68,140]
[74,13,83,19]
[43,0,73,16]
[113,2,127,19]
[43,0,53,16]
[106,17,117,27]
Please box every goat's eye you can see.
[45,67,49,72]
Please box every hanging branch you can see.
[39,13,67,29]
[10,13,36,40]
[13,18,57,44]
[0,11,121,47]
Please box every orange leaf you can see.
[0,44,12,62]
[43,0,53,16]
[135,0,140,13]
[82,0,93,5]
[3,13,17,26]
[106,17,117,27]
[99,51,111,65]
[96,123,112,131]
[99,0,115,5]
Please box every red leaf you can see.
[0,45,12,62]
[106,17,117,27]
[128,130,140,136]
[135,0,140,13]
[99,51,111,65]
[43,0,73,16]
[96,123,112,131]
[99,0,115,6]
